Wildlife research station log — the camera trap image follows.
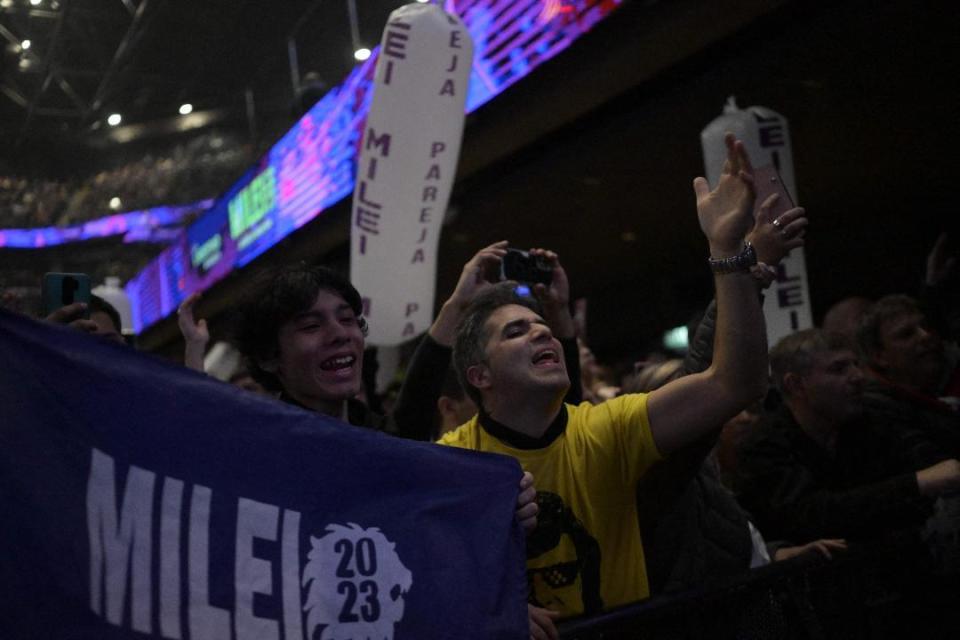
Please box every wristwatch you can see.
[708,242,757,274]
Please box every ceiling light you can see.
[29,0,42,5]
[109,197,122,211]
[21,40,31,51]
[354,47,371,61]
[107,113,122,126]
[179,103,193,115]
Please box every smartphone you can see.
[41,272,92,318]
[500,249,553,285]
[752,165,795,220]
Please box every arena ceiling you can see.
[1,0,957,361]
[0,0,408,157]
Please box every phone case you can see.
[752,165,795,220]
[41,273,92,317]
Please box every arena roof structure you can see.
[1,0,956,360]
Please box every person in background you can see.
[822,296,872,345]
[734,328,960,544]
[177,291,208,372]
[436,367,478,438]
[44,294,124,345]
[857,295,960,458]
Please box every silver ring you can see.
[772,218,782,229]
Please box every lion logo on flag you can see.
[302,523,413,640]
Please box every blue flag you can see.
[0,308,527,639]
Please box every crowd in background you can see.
[0,131,251,229]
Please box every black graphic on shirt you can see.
[525,491,603,615]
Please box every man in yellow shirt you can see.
[439,134,782,637]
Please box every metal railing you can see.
[558,536,959,639]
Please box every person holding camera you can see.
[392,241,582,441]
[435,134,772,637]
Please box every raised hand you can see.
[693,132,756,258]
[45,302,98,334]
[748,193,808,266]
[926,232,956,287]
[430,241,509,345]
[448,240,509,309]
[177,291,209,372]
[529,248,575,339]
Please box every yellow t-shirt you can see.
[438,394,660,618]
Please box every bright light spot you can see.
[416,0,430,3]
[179,103,193,115]
[0,0,14,9]
[109,197,122,211]
[30,0,42,6]
[354,47,371,61]
[107,113,122,126]
[21,40,31,51]
[662,325,689,352]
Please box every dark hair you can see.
[769,328,850,396]
[452,282,542,408]
[89,294,122,333]
[856,294,921,366]
[624,359,685,394]
[235,264,366,391]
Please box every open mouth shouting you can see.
[532,347,562,368]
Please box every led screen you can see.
[0,201,210,249]
[125,0,622,332]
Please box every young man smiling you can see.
[237,265,378,426]
[235,264,539,531]
[439,134,777,635]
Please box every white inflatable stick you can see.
[350,3,474,346]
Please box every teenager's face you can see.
[273,289,364,407]
[474,304,569,398]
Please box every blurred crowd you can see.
[0,132,251,229]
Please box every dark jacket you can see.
[861,374,960,467]
[280,393,394,433]
[637,301,760,592]
[733,405,932,542]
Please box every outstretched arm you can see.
[647,133,777,455]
